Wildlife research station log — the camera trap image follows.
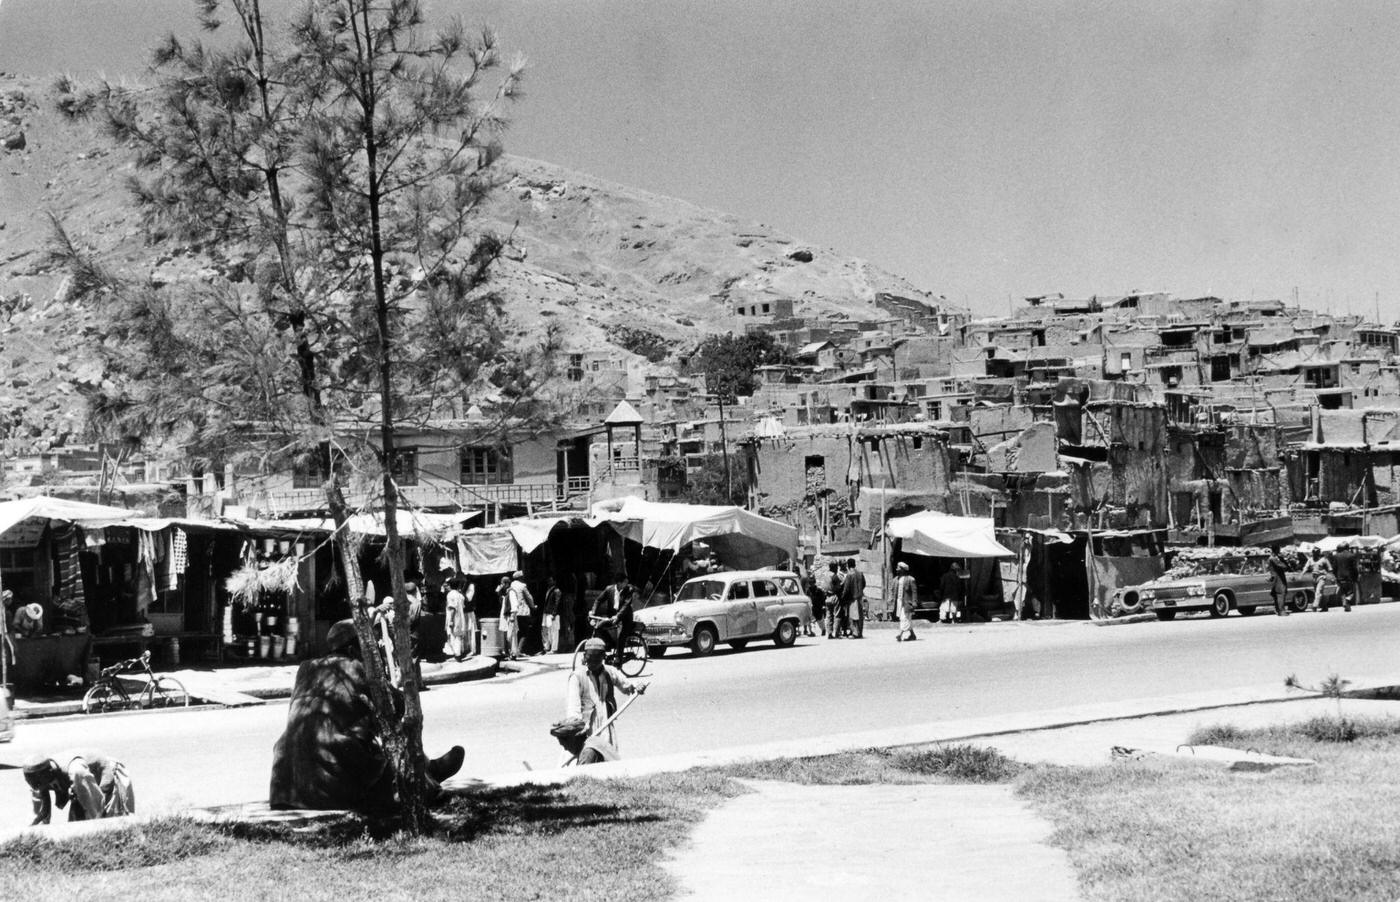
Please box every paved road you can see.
[0,605,1393,830]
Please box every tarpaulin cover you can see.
[508,517,576,554]
[1086,553,1165,619]
[885,512,1014,558]
[456,529,519,575]
[0,497,141,538]
[597,498,798,569]
[1310,535,1388,552]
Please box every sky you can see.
[3,0,1400,317]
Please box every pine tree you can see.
[51,0,532,832]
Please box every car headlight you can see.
[1140,589,1155,600]
[1185,583,1206,596]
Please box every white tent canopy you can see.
[265,509,478,538]
[886,511,1014,558]
[0,497,142,538]
[596,497,798,570]
[1305,535,1389,553]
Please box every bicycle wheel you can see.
[147,677,190,709]
[618,634,648,678]
[82,682,123,714]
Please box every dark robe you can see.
[269,653,394,812]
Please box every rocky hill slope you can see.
[0,73,939,453]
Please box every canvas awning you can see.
[452,515,592,574]
[257,509,478,538]
[0,497,142,538]
[886,512,1014,558]
[595,497,798,569]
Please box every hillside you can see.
[0,73,940,453]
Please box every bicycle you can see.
[82,650,191,714]
[575,615,649,678]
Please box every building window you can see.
[460,446,512,485]
[567,354,584,382]
[761,303,771,314]
[292,456,324,489]
[390,447,418,486]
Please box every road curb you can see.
[11,657,500,718]
[1092,613,1158,626]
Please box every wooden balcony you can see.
[252,480,575,517]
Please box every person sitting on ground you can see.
[23,750,134,825]
[270,619,464,812]
[563,637,644,760]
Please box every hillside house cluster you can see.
[10,290,1400,627]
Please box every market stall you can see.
[0,497,140,690]
[885,512,1014,620]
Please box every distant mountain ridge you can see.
[0,74,939,453]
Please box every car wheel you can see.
[1154,610,1177,621]
[728,639,749,650]
[691,625,718,656]
[773,619,798,647]
[1209,591,1231,618]
[1290,592,1310,614]
[1237,606,1256,616]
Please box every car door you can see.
[727,579,760,637]
[751,578,781,633]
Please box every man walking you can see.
[843,558,866,638]
[893,561,918,642]
[1304,548,1333,612]
[1267,546,1290,616]
[1330,543,1357,612]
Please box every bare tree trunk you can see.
[350,0,428,832]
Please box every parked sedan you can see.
[635,570,812,656]
[1117,570,1321,620]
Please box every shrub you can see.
[892,744,1022,783]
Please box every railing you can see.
[256,481,565,516]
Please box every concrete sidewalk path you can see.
[664,780,1081,902]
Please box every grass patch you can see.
[1018,731,1400,902]
[1189,715,1400,747]
[0,773,745,902]
[716,743,1021,785]
[893,744,1022,782]
[0,817,230,874]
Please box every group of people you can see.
[803,558,867,639]
[1269,544,1362,616]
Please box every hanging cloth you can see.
[137,530,159,606]
[168,529,187,590]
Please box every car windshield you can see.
[677,579,726,602]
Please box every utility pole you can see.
[718,394,731,502]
